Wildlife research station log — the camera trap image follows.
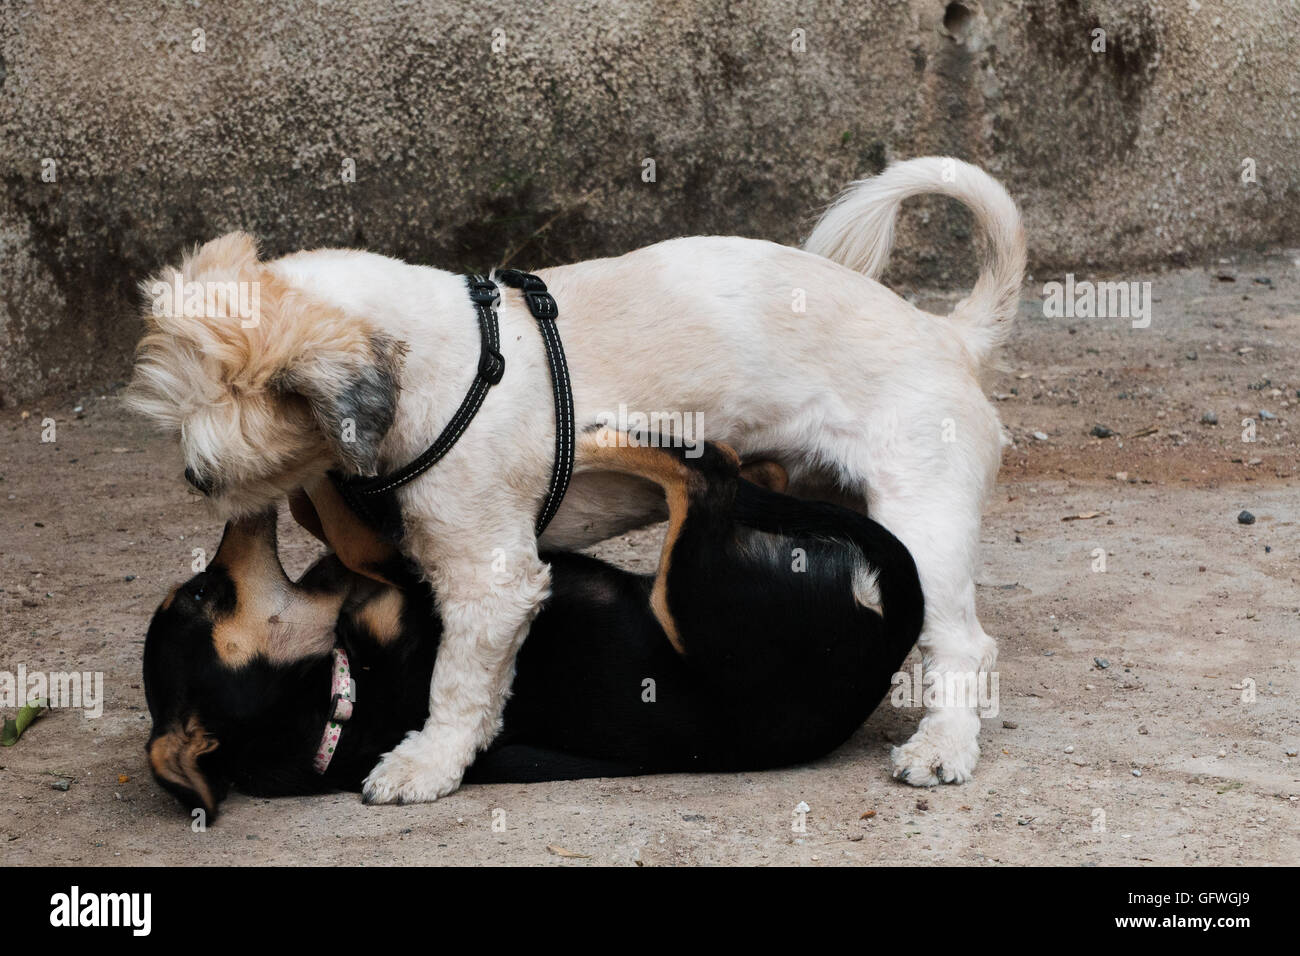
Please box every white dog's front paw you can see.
[362,732,468,805]
[890,714,981,787]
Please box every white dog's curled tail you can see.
[804,156,1026,361]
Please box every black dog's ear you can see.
[148,716,225,820]
[277,332,406,477]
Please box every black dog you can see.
[144,441,923,817]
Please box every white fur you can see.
[142,157,1026,800]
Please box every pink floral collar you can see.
[313,648,356,774]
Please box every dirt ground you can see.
[1,254,1297,866]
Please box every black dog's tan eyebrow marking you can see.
[160,585,180,611]
[576,429,739,653]
[355,588,406,646]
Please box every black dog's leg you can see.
[465,745,643,784]
[574,429,749,653]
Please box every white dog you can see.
[129,156,1025,802]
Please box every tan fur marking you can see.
[263,589,347,664]
[300,477,401,587]
[650,483,691,654]
[575,429,727,653]
[149,716,219,812]
[209,514,291,667]
[355,588,407,645]
[206,511,346,667]
[739,459,789,493]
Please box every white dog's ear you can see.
[129,232,266,428]
[275,332,406,477]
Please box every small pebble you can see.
[1137,724,1149,735]
[1032,431,1049,441]
[1090,424,1114,438]
[1200,411,1218,424]
[1002,720,1018,730]
[124,574,137,582]
[1063,745,1075,754]
[50,779,71,791]
[1259,409,1277,420]
[1131,769,1142,777]
[1094,657,1110,669]
[1185,350,1198,360]
[1237,510,1256,525]
[1285,749,1298,758]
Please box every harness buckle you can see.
[523,290,558,320]
[479,345,506,385]
[467,278,499,305]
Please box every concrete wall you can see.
[2,0,1297,404]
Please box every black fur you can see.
[144,443,923,818]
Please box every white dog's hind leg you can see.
[362,532,550,804]
[843,410,1001,787]
[870,482,997,785]
[890,582,995,786]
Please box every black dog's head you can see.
[143,508,351,819]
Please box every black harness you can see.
[331,269,574,541]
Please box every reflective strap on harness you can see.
[495,269,574,536]
[331,270,574,538]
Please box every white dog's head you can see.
[128,232,406,516]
